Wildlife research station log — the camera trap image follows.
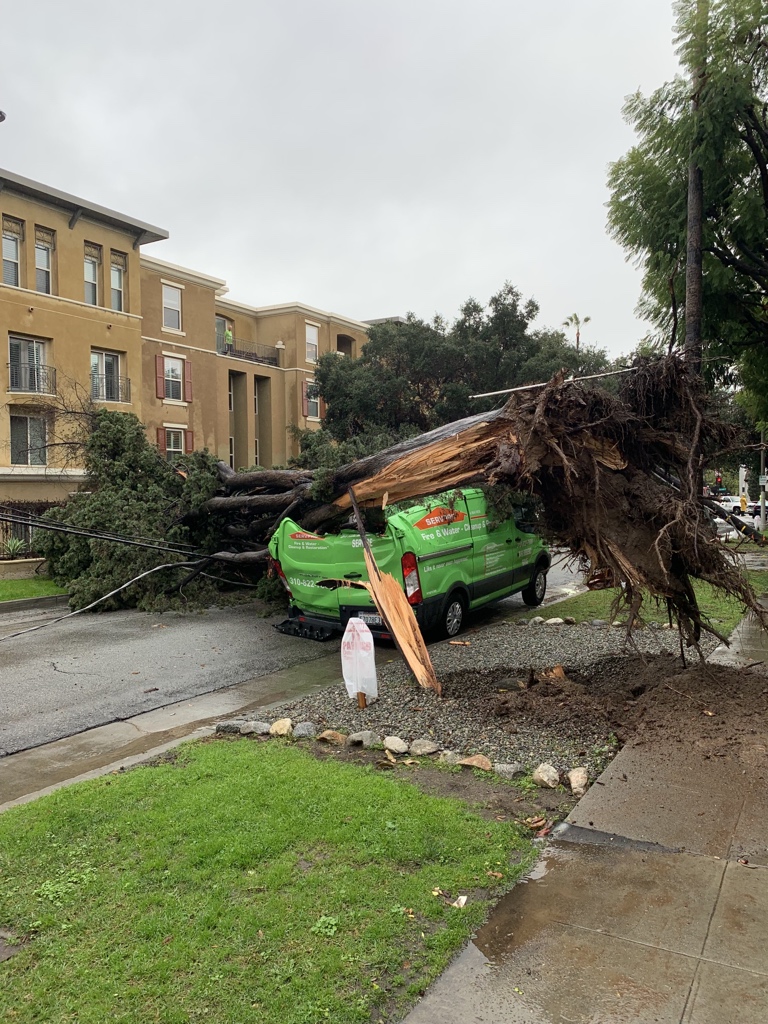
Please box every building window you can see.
[164,356,183,401]
[165,429,184,461]
[228,373,234,412]
[110,251,127,311]
[2,217,23,287]
[254,437,260,466]
[163,284,182,331]
[306,380,320,419]
[253,377,259,415]
[91,350,127,402]
[229,436,235,470]
[156,426,193,460]
[84,243,101,305]
[306,323,319,363]
[10,414,46,466]
[216,315,234,353]
[9,336,50,393]
[35,228,54,294]
[155,355,191,403]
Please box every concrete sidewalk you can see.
[403,612,768,1024]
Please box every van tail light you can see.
[401,552,423,605]
[271,557,293,598]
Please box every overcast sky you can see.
[1,1,683,357]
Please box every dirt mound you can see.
[442,655,768,772]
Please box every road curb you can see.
[0,594,69,615]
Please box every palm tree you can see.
[562,313,591,352]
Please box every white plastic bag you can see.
[341,617,378,699]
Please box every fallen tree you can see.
[201,356,765,647]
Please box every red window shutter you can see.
[155,355,165,399]
[184,430,194,453]
[156,427,166,453]
[184,360,193,402]
[319,396,327,419]
[301,380,309,417]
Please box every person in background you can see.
[224,323,234,354]
[741,493,748,514]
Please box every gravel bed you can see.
[279,621,721,777]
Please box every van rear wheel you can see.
[522,566,547,607]
[440,593,467,638]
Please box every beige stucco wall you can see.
[1,191,145,503]
[2,182,369,505]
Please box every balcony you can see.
[216,335,279,366]
[7,363,57,395]
[90,374,131,403]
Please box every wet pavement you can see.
[404,837,768,1023]
[403,611,768,1024]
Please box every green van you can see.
[268,488,550,641]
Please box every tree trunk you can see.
[684,0,709,375]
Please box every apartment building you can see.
[0,169,167,502]
[0,168,369,505]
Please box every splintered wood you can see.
[348,488,441,696]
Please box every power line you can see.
[0,508,201,557]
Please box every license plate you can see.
[357,612,383,626]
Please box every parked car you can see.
[268,488,551,640]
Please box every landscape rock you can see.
[383,736,409,754]
[532,763,560,788]
[590,619,610,628]
[439,750,460,765]
[409,738,440,756]
[215,721,244,735]
[493,761,526,781]
[563,617,577,625]
[458,753,493,771]
[317,729,346,745]
[347,730,377,747]
[269,718,293,737]
[292,722,317,739]
[240,721,272,736]
[529,616,545,626]
[544,617,565,626]
[567,767,589,797]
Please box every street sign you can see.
[760,475,767,487]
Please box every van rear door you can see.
[270,519,400,628]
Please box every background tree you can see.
[293,282,610,467]
[36,411,223,611]
[561,313,592,352]
[607,0,768,407]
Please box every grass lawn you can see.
[518,569,768,638]
[0,577,66,602]
[0,741,535,1024]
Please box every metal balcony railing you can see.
[216,335,279,366]
[7,363,57,394]
[90,374,131,403]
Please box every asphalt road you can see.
[0,554,582,757]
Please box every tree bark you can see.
[684,0,709,375]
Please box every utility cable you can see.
[0,561,200,643]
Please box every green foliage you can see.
[2,536,26,559]
[0,741,536,1024]
[289,423,419,472]
[34,410,223,612]
[607,0,768,406]
[292,283,610,470]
